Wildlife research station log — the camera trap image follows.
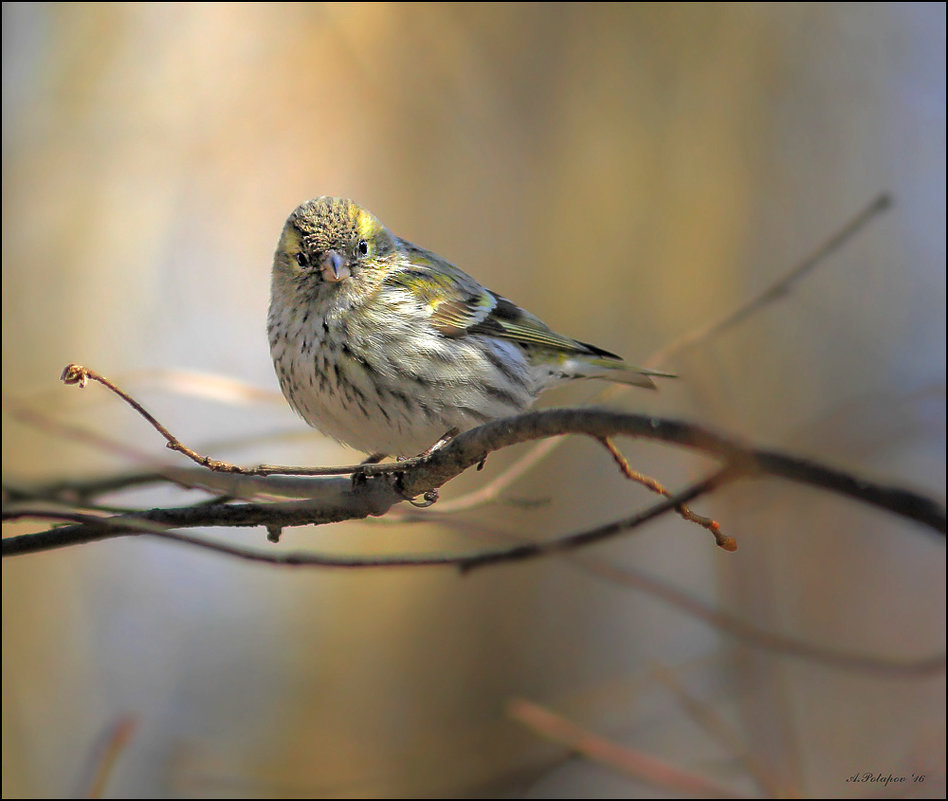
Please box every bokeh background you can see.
[3,3,945,797]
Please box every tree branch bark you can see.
[3,408,944,565]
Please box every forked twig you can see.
[598,435,736,551]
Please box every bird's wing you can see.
[388,241,618,357]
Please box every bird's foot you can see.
[351,452,387,487]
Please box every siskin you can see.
[268,197,673,458]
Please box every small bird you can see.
[268,197,673,458]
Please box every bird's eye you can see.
[296,251,309,267]
[358,240,368,256]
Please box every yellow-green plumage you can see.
[268,197,673,456]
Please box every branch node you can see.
[716,534,738,552]
[266,524,282,543]
[61,363,90,388]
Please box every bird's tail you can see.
[563,355,676,389]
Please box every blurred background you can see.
[2,3,945,797]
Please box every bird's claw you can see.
[407,488,439,508]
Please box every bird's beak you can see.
[320,250,351,282]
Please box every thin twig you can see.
[645,193,892,367]
[507,697,742,798]
[598,436,736,550]
[58,363,427,478]
[3,395,159,465]
[567,554,945,677]
[76,716,138,799]
[8,505,940,673]
[358,510,946,675]
[649,665,777,796]
[60,364,252,474]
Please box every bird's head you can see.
[273,197,397,291]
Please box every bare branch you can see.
[597,436,735,550]
[51,365,948,535]
[567,554,946,676]
[75,715,138,799]
[648,666,778,796]
[60,364,260,475]
[346,508,948,675]
[507,697,741,798]
[3,406,944,563]
[2,469,724,566]
[645,192,892,367]
[57,363,422,478]
[2,394,158,465]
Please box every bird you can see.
[267,196,673,458]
